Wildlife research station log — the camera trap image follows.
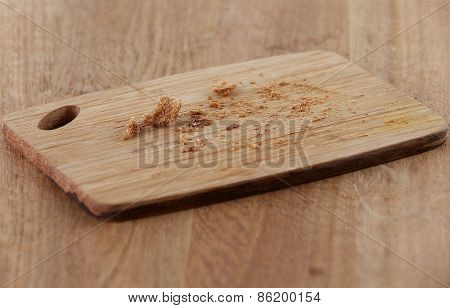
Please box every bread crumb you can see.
[226,123,240,130]
[182,146,195,153]
[145,96,182,127]
[180,132,191,142]
[121,117,141,141]
[188,115,213,128]
[181,136,207,153]
[256,84,286,100]
[175,124,194,133]
[279,81,289,86]
[273,138,289,148]
[121,96,182,140]
[213,82,236,96]
[209,101,222,109]
[194,138,205,147]
[291,101,310,113]
[249,142,261,149]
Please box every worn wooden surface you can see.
[0,0,448,287]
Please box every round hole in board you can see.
[38,105,80,130]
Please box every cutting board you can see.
[2,51,447,218]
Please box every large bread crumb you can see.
[145,95,182,127]
[121,95,182,140]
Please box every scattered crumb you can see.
[249,142,261,149]
[256,84,286,100]
[209,101,222,109]
[291,101,310,113]
[279,81,289,86]
[188,115,213,128]
[273,138,289,148]
[182,146,196,153]
[179,132,191,143]
[174,124,194,133]
[213,82,236,96]
[194,138,205,147]
[249,81,256,85]
[179,130,207,153]
[226,123,240,130]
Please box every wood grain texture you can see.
[3,51,447,217]
[0,0,448,287]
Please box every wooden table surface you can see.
[0,0,448,287]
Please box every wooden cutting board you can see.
[2,51,447,218]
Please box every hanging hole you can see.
[38,105,80,130]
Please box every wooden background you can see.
[0,0,448,287]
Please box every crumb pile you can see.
[213,82,236,96]
[121,95,182,140]
[256,84,286,100]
